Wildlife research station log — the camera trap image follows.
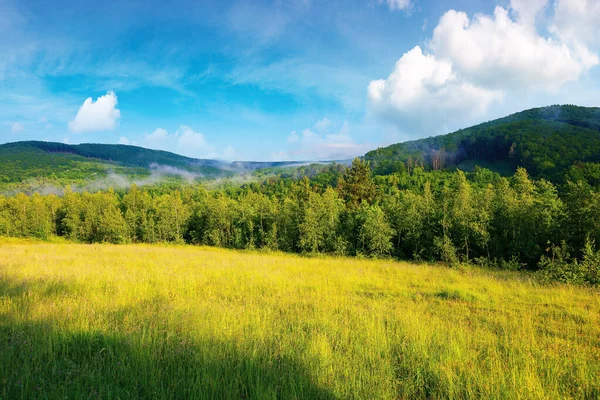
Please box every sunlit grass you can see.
[0,238,598,399]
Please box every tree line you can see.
[1,159,598,285]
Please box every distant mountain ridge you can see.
[0,141,306,172]
[2,104,599,189]
[365,105,600,181]
[0,140,350,191]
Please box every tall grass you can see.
[0,239,598,399]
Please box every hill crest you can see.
[365,105,600,180]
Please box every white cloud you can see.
[11,122,24,133]
[368,46,501,133]
[553,0,600,49]
[278,120,371,161]
[287,130,300,143]
[142,125,220,159]
[118,136,130,145]
[377,0,412,11]
[223,145,236,161]
[144,128,169,149]
[314,117,333,133]
[368,1,600,134]
[430,7,598,90]
[509,0,549,27]
[68,91,121,133]
[177,125,208,151]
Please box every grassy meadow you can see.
[0,239,599,399]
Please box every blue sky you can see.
[1,0,599,161]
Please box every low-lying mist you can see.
[1,164,210,196]
[0,160,338,196]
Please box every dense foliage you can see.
[0,145,116,184]
[366,105,600,181]
[1,158,599,285]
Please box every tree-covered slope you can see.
[0,142,232,191]
[0,141,312,176]
[0,141,228,173]
[0,145,135,185]
[0,141,340,193]
[365,105,600,181]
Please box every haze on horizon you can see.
[1,0,599,162]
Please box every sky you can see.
[1,0,599,161]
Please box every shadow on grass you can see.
[0,277,335,400]
[0,275,76,299]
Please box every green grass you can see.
[0,239,598,399]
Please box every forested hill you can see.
[0,141,311,188]
[3,104,599,188]
[7,141,224,169]
[365,105,600,181]
[0,141,302,172]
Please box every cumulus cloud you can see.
[278,120,371,161]
[368,46,501,133]
[509,0,549,26]
[144,128,170,149]
[314,117,333,133]
[430,6,598,90]
[553,0,600,49]
[142,125,231,159]
[11,122,24,133]
[177,125,209,153]
[118,136,130,145]
[68,91,121,133]
[368,0,600,134]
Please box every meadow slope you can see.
[0,239,598,399]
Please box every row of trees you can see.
[1,159,599,284]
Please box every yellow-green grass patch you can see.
[0,239,598,399]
